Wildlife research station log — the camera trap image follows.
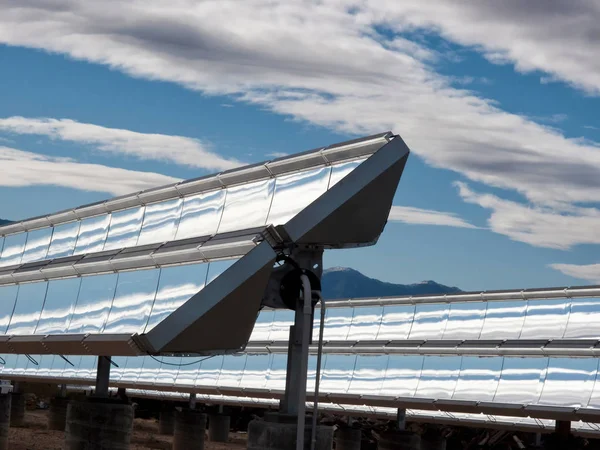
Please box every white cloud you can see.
[388,206,476,229]
[550,263,600,284]
[2,1,600,248]
[266,152,288,158]
[0,146,180,196]
[0,117,240,172]
[456,182,600,250]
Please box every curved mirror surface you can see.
[328,158,367,188]
[175,358,202,387]
[320,354,355,393]
[103,207,144,250]
[104,269,161,334]
[494,357,547,404]
[144,263,208,333]
[218,179,275,233]
[67,273,118,334]
[0,285,18,333]
[480,301,527,339]
[408,304,449,339]
[443,302,487,339]
[267,166,331,225]
[206,259,237,285]
[564,298,600,338]
[240,354,271,388]
[415,356,461,399]
[195,355,224,387]
[453,356,503,402]
[348,355,387,395]
[46,221,80,259]
[538,357,597,407]
[74,215,111,254]
[377,305,415,340]
[138,199,182,246]
[218,354,247,388]
[266,354,288,390]
[155,356,181,386]
[36,278,82,334]
[520,299,570,339]
[137,355,162,385]
[7,281,48,335]
[250,310,274,341]
[0,232,27,267]
[347,306,383,340]
[21,228,52,263]
[176,190,225,240]
[381,355,423,397]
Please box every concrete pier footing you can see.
[0,394,11,450]
[375,430,421,450]
[208,413,230,442]
[64,398,133,450]
[334,427,362,450]
[48,396,69,431]
[9,393,25,427]
[421,434,447,450]
[174,409,207,450]
[159,408,175,435]
[247,415,334,450]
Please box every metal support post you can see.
[310,294,326,450]
[59,384,67,398]
[94,356,111,398]
[397,408,406,431]
[189,393,197,410]
[296,274,313,450]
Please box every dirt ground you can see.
[8,409,247,450]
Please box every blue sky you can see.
[1,1,600,291]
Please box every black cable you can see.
[25,354,38,365]
[0,357,5,365]
[103,356,119,368]
[147,354,216,367]
[59,355,75,367]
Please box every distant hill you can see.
[0,219,10,226]
[321,267,461,299]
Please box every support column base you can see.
[421,435,446,450]
[174,409,207,450]
[374,430,421,450]
[159,408,175,435]
[334,427,362,450]
[0,394,10,450]
[64,398,133,450]
[48,397,69,431]
[247,416,334,450]
[9,393,25,428]
[208,413,230,442]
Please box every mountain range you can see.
[0,219,10,226]
[321,267,461,299]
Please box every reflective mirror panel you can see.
[137,355,162,385]
[267,167,331,225]
[240,354,271,388]
[377,305,416,340]
[381,355,424,397]
[49,355,68,379]
[320,354,356,393]
[218,354,248,387]
[443,302,487,339]
[176,190,225,240]
[218,179,275,233]
[206,259,237,285]
[110,356,128,382]
[454,356,503,402]
[175,358,202,387]
[67,273,118,334]
[250,310,275,341]
[46,221,81,259]
[138,199,183,246]
[145,263,208,333]
[104,269,161,334]
[0,285,18,333]
[269,310,294,341]
[36,278,82,335]
[415,356,461,399]
[74,215,111,254]
[348,355,388,395]
[328,158,367,189]
[538,358,597,407]
[321,308,353,340]
[494,357,548,404]
[0,232,27,267]
[103,207,144,250]
[7,281,48,335]
[21,228,52,263]
[155,356,181,387]
[520,299,570,339]
[35,355,56,378]
[408,304,449,339]
[564,299,600,338]
[480,301,527,339]
[121,356,145,384]
[347,307,383,340]
[266,354,288,391]
[195,355,225,387]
